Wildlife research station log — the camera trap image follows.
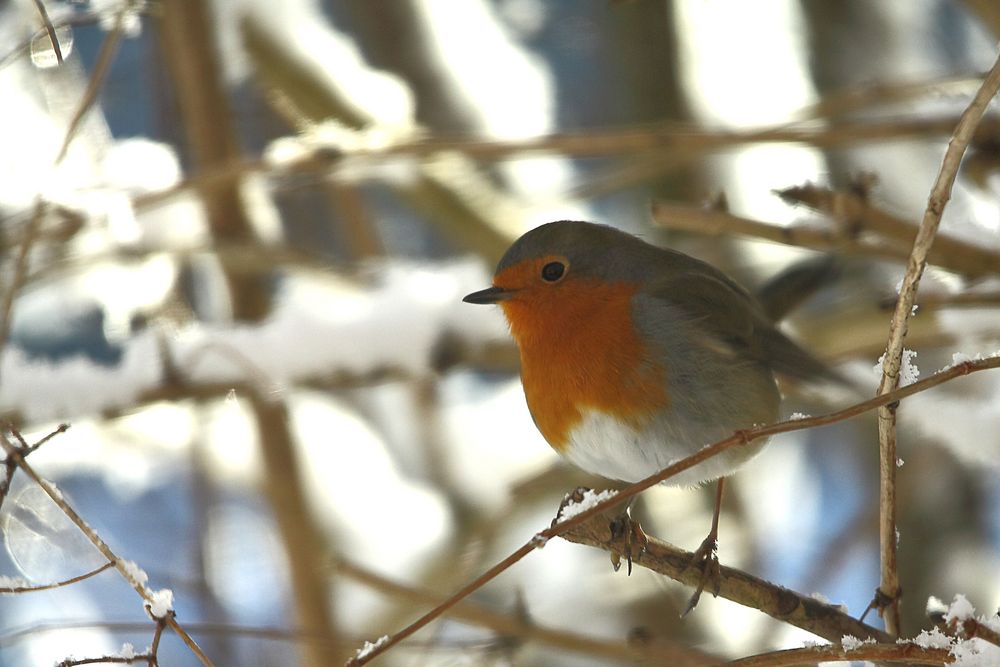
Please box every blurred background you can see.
[1,0,1000,665]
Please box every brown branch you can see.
[650,200,912,262]
[148,616,166,667]
[874,48,1000,637]
[777,183,1000,277]
[722,642,952,667]
[57,654,155,667]
[0,201,45,385]
[349,356,1000,665]
[30,0,64,64]
[132,115,1000,215]
[54,6,128,163]
[0,620,346,648]
[557,501,890,644]
[797,74,982,122]
[335,557,717,665]
[0,561,114,594]
[0,431,215,666]
[958,617,1000,648]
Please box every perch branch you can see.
[558,498,890,644]
[349,355,1000,665]
[722,642,952,666]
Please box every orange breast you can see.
[500,278,669,451]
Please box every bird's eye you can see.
[541,261,565,282]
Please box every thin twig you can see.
[335,557,717,665]
[30,0,64,64]
[0,431,216,667]
[57,655,155,667]
[349,355,1000,665]
[776,183,1000,277]
[54,4,129,163]
[131,114,1000,214]
[148,616,167,667]
[2,2,130,382]
[874,49,1000,637]
[0,561,114,593]
[651,200,912,262]
[0,201,45,385]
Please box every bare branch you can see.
[557,500,890,644]
[0,561,114,594]
[30,0,63,64]
[874,49,1000,636]
[336,557,717,665]
[349,356,1000,665]
[0,431,215,667]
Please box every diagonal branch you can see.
[0,431,215,667]
[0,561,114,594]
[557,501,890,644]
[874,48,1000,636]
[348,355,1000,665]
[336,557,717,665]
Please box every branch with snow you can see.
[0,426,213,666]
[873,49,1000,637]
[351,356,1000,665]
[558,500,889,645]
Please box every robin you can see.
[464,220,839,609]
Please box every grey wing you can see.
[641,266,765,360]
[640,266,838,382]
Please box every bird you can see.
[463,220,840,610]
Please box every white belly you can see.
[561,410,765,487]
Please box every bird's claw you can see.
[683,534,722,615]
[609,511,648,575]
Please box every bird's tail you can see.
[755,255,850,385]
[755,255,841,322]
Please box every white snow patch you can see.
[926,595,949,616]
[909,627,953,650]
[557,489,618,522]
[355,635,389,661]
[841,634,875,651]
[874,348,920,387]
[0,575,31,591]
[119,560,149,588]
[115,643,136,660]
[945,594,977,623]
[148,588,174,617]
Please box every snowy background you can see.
[1,0,1000,665]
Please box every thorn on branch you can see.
[859,586,902,623]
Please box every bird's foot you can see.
[608,509,648,575]
[683,533,722,615]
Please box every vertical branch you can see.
[248,395,346,665]
[158,3,342,665]
[30,0,64,65]
[874,51,1000,636]
[157,0,270,321]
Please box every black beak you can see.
[463,286,512,304]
